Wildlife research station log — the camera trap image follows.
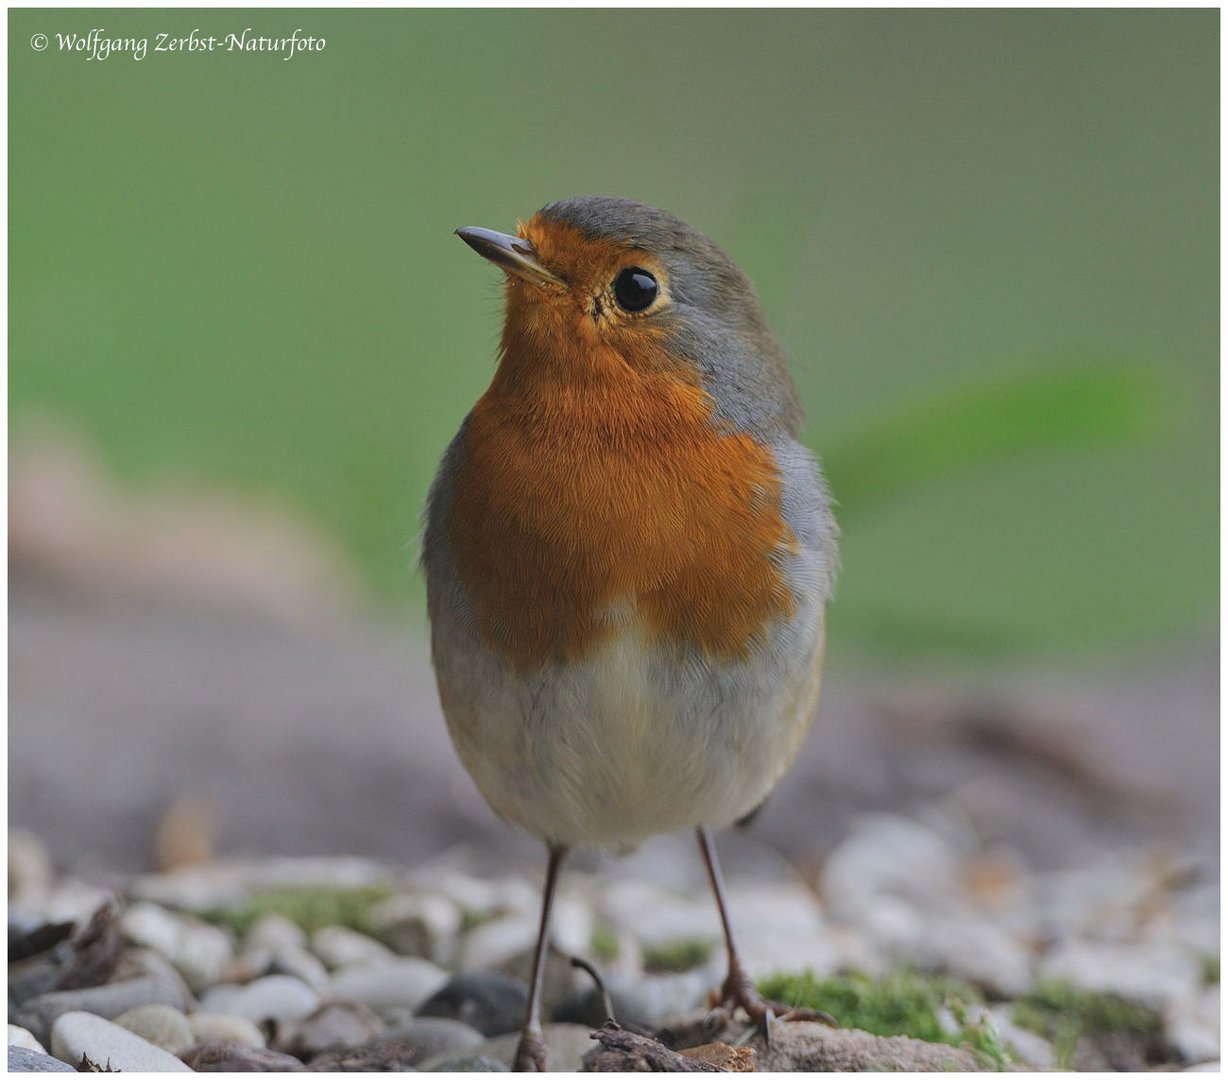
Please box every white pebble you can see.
[245,913,306,953]
[187,1011,266,1048]
[312,924,393,969]
[920,918,1034,998]
[822,814,965,918]
[549,895,594,958]
[8,830,53,905]
[460,913,538,972]
[50,1012,191,1072]
[269,945,332,994]
[329,957,448,1011]
[12,880,116,931]
[1165,986,1220,1064]
[112,1004,193,1055]
[200,974,320,1025]
[120,901,234,991]
[1039,940,1200,1010]
[8,1024,46,1054]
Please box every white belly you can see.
[434,609,824,849]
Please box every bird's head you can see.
[456,196,802,437]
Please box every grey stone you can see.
[49,1011,191,1072]
[328,956,448,1011]
[478,1023,597,1072]
[7,952,69,1009]
[7,1046,75,1072]
[181,1041,306,1071]
[420,1051,509,1071]
[13,972,190,1045]
[188,1011,267,1048]
[381,1016,484,1059]
[112,1003,194,1054]
[417,971,529,1037]
[554,971,708,1032]
[276,1001,385,1059]
[200,974,321,1025]
[370,893,460,963]
[497,944,580,1019]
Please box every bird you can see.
[422,196,838,1070]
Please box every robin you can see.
[422,196,838,1070]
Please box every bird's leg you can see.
[696,826,837,1046]
[513,844,568,1071]
[696,825,773,1039]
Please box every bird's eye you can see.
[612,267,658,312]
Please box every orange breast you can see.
[447,364,798,672]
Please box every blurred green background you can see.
[9,9,1217,670]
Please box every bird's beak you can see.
[455,227,565,287]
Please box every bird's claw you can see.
[513,1029,548,1072]
[708,965,838,1048]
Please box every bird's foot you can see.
[708,965,838,1048]
[513,1028,548,1072]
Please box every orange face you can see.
[485,215,691,394]
[448,214,798,672]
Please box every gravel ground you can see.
[8,818,1219,1072]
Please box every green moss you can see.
[589,924,620,964]
[947,994,1011,1071]
[757,970,985,1049]
[1012,979,1162,1068]
[1200,953,1219,986]
[642,938,714,974]
[458,907,498,934]
[1013,980,1161,1039]
[202,885,393,938]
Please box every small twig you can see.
[570,955,617,1025]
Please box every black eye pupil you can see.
[613,267,658,312]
